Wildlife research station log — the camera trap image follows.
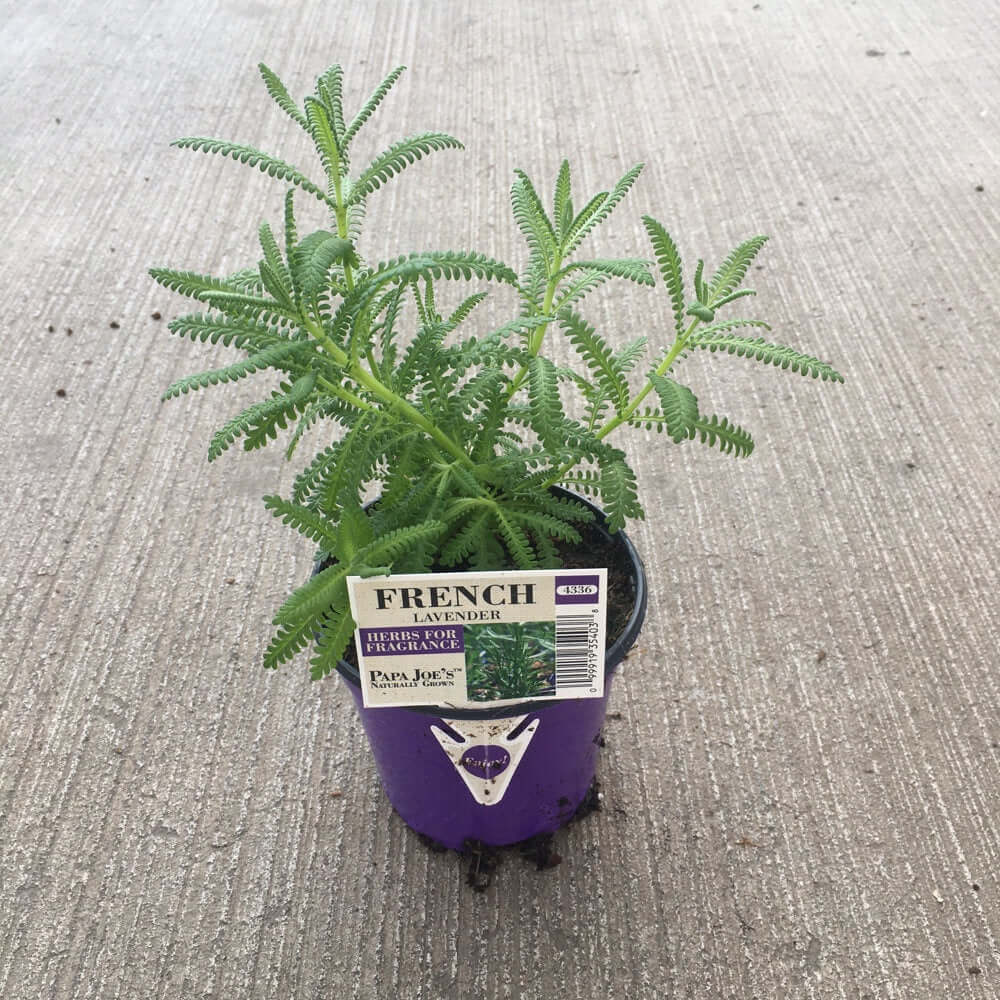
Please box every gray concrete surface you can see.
[2,1,998,997]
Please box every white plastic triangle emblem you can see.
[430,715,540,806]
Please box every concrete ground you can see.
[2,1,998,997]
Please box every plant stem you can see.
[331,171,355,291]
[302,313,474,469]
[538,316,702,491]
[594,315,701,440]
[504,262,561,400]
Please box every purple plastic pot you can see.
[333,493,647,849]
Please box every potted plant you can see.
[151,62,843,855]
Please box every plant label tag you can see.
[346,568,608,709]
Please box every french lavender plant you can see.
[151,62,843,680]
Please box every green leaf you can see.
[447,291,490,326]
[553,269,611,311]
[263,495,340,549]
[368,251,518,287]
[149,267,238,300]
[258,219,294,304]
[563,162,643,255]
[162,341,311,400]
[258,63,306,128]
[303,97,344,182]
[348,132,464,204]
[208,372,316,460]
[166,312,284,350]
[273,561,349,627]
[649,374,700,443]
[283,190,299,271]
[559,310,630,414]
[693,414,755,457]
[170,137,333,206]
[292,230,359,299]
[687,332,845,381]
[358,520,447,565]
[526,355,565,446]
[553,160,573,240]
[315,64,346,143]
[554,258,655,287]
[613,335,648,374]
[334,503,374,561]
[263,618,315,670]
[511,169,558,266]
[708,235,768,304]
[344,65,406,147]
[506,507,584,546]
[642,216,686,337]
[494,507,538,569]
[595,449,643,531]
[309,608,356,680]
[439,510,490,566]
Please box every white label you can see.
[347,568,607,709]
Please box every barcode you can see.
[555,614,595,689]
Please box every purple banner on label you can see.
[360,625,465,657]
[554,575,601,605]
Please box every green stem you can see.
[539,316,702,491]
[504,260,562,400]
[331,172,355,292]
[302,313,474,469]
[594,315,701,440]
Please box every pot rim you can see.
[330,488,647,720]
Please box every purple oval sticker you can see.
[460,745,511,778]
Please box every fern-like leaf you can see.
[511,169,558,266]
[526,355,565,447]
[348,133,464,204]
[507,511,583,550]
[613,335,648,374]
[447,291,490,327]
[555,258,655,287]
[563,162,643,255]
[304,96,344,179]
[559,310,630,413]
[263,617,315,670]
[686,333,845,381]
[273,561,349,627]
[649,374,700,443]
[642,216,686,336]
[258,63,307,128]
[150,267,238,300]
[292,230,359,300]
[594,449,643,532]
[693,414,755,457]
[343,65,406,148]
[553,160,573,240]
[493,506,538,569]
[309,608,356,681]
[208,372,316,460]
[708,235,768,303]
[370,251,518,287]
[553,269,611,311]
[316,64,346,143]
[262,495,340,549]
[170,137,333,206]
[166,312,285,350]
[358,520,446,566]
[162,342,310,400]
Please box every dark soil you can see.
[419,778,605,892]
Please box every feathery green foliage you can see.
[151,61,844,676]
